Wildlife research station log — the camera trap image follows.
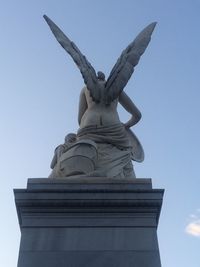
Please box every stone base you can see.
[14,177,164,267]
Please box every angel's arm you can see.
[78,87,88,125]
[119,91,141,128]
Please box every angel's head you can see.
[97,71,105,81]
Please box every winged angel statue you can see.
[44,15,156,179]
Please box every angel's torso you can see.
[79,87,121,128]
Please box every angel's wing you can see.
[43,15,101,102]
[105,22,157,104]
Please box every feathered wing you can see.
[43,15,101,102]
[105,22,157,104]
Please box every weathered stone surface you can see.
[14,178,164,267]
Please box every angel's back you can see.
[79,87,121,128]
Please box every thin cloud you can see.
[186,209,200,237]
[186,221,200,237]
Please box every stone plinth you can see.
[14,177,164,267]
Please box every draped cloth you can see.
[77,123,131,149]
[77,123,135,178]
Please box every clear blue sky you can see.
[0,1,200,266]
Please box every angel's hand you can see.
[124,121,133,129]
[124,114,140,129]
[124,122,131,129]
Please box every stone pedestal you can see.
[14,177,164,267]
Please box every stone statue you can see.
[49,133,98,178]
[44,15,156,178]
[50,133,77,170]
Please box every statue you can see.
[50,133,76,170]
[49,133,98,178]
[44,15,156,178]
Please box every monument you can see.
[14,15,164,267]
